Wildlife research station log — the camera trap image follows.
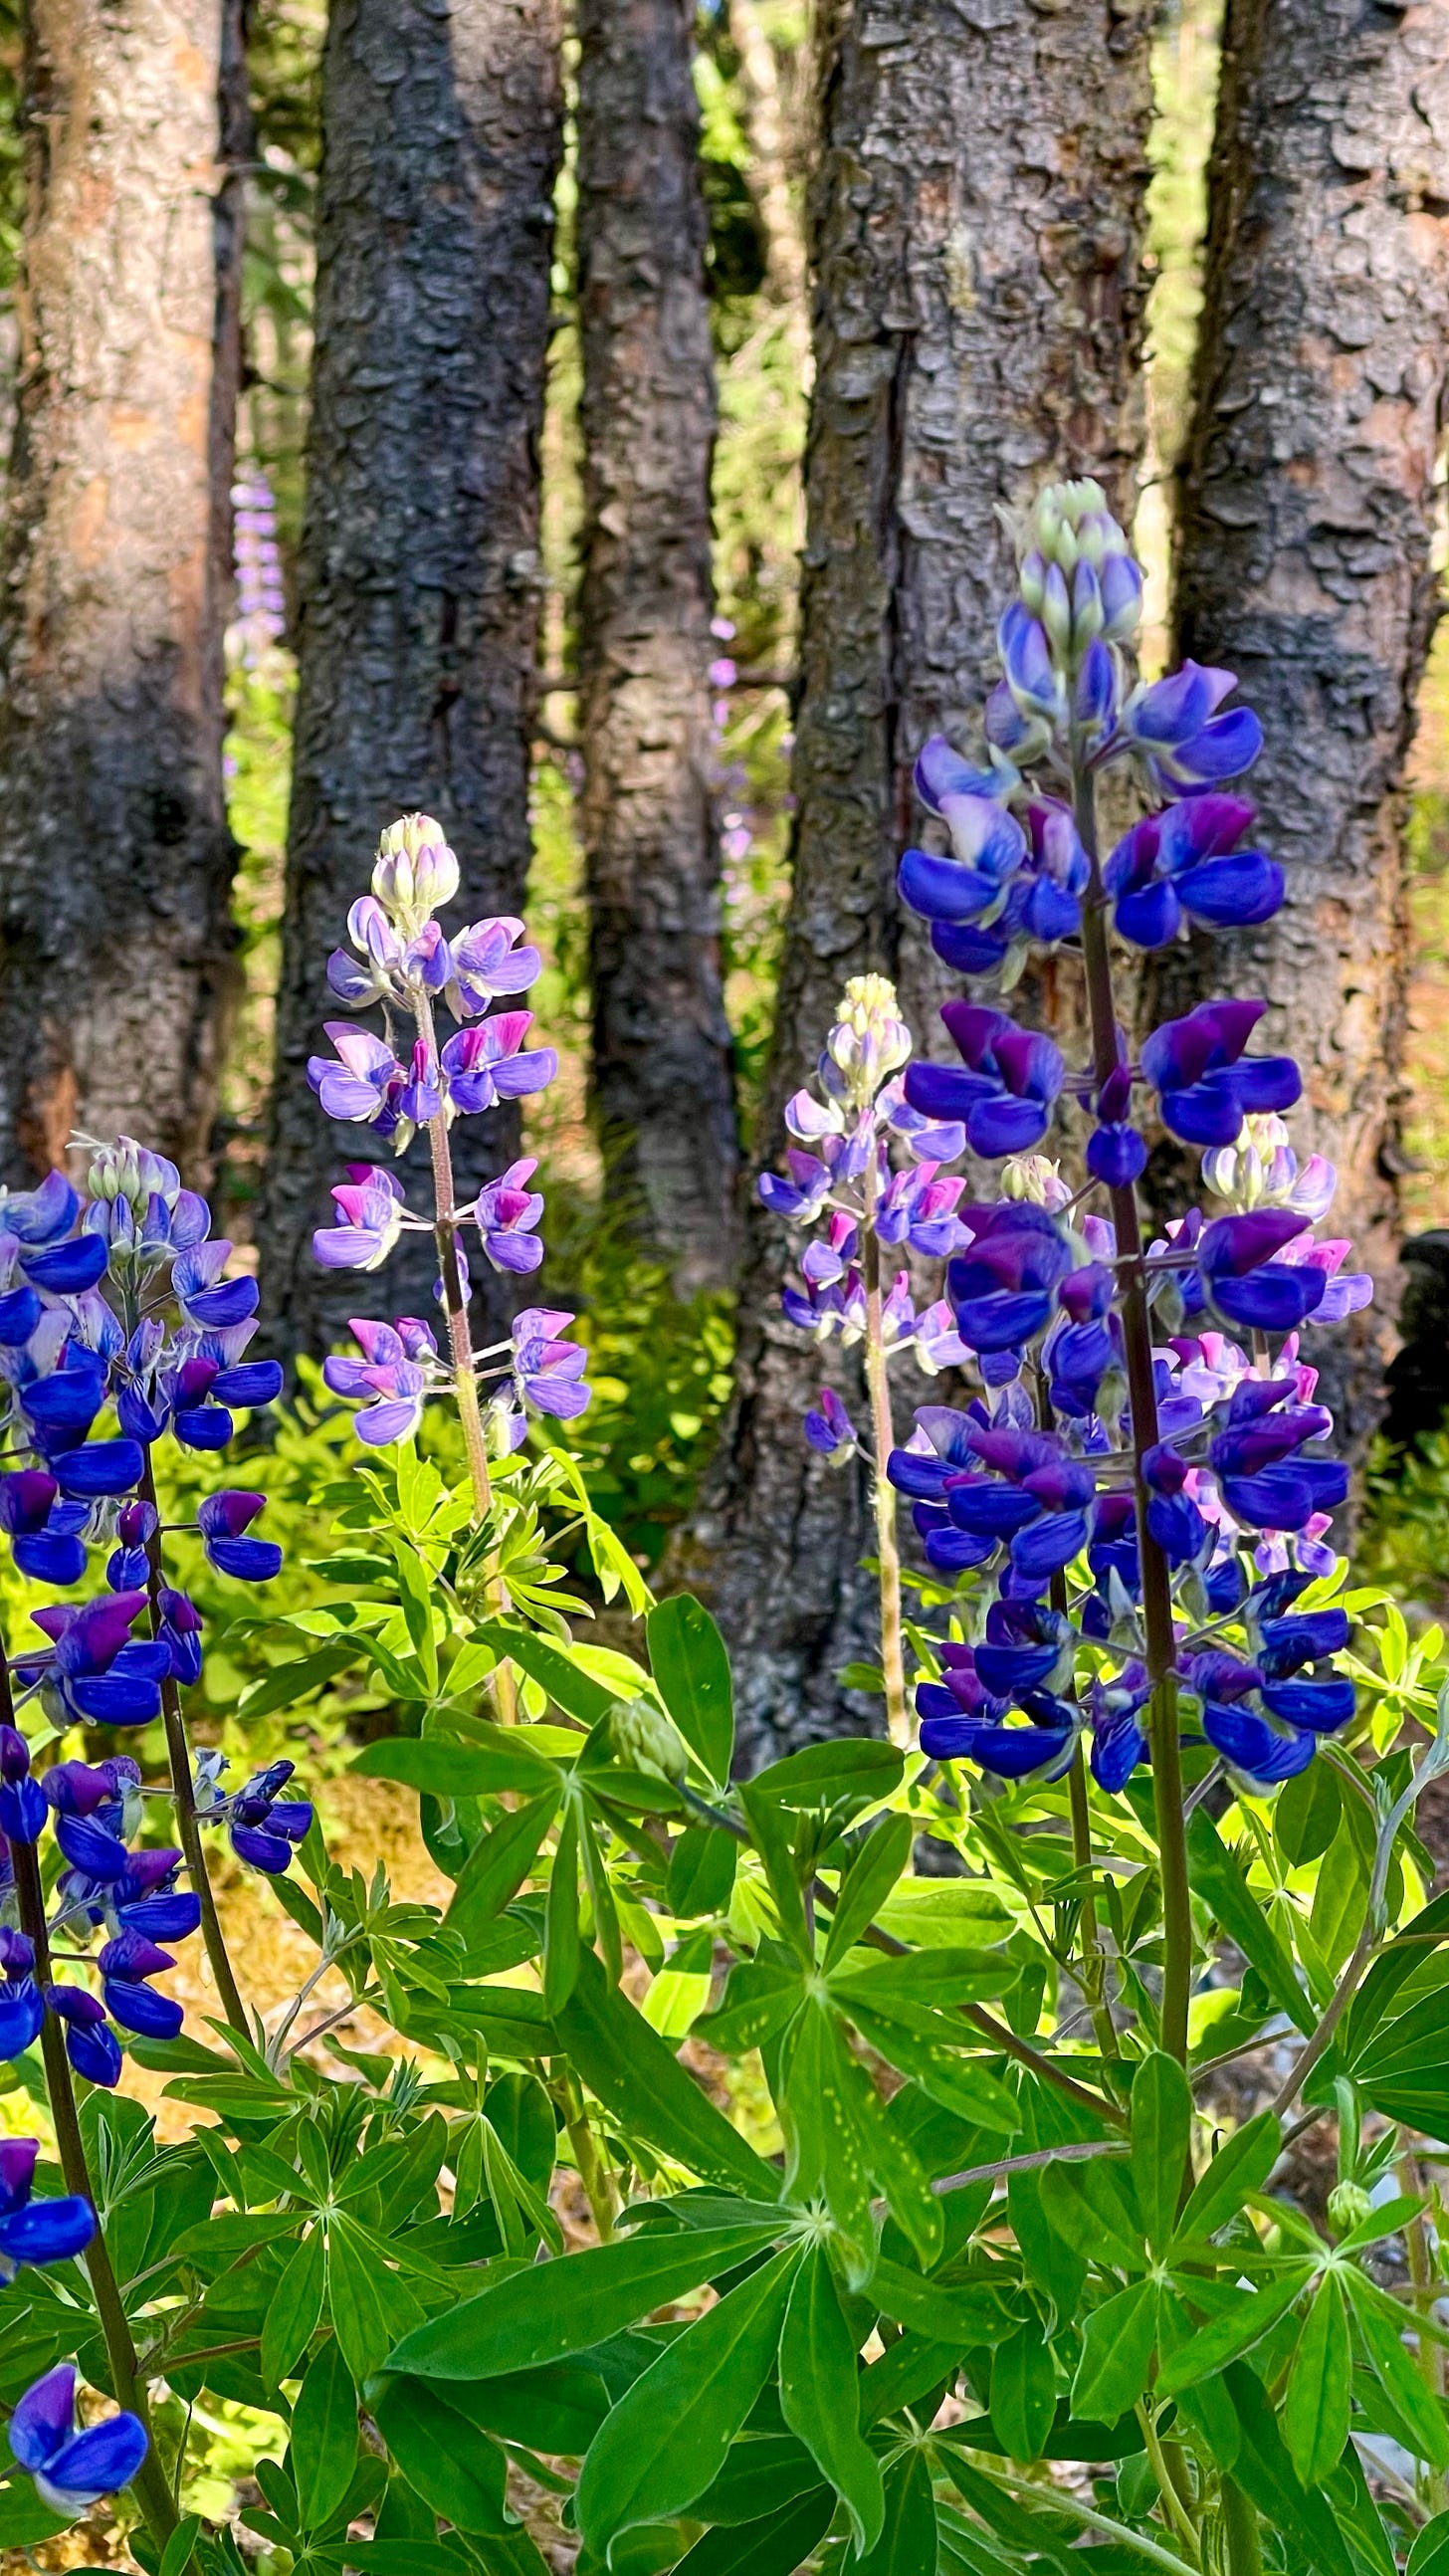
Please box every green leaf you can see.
[829,1946,1016,2010]
[387,1532,440,1691]
[852,2449,937,2575]
[1039,2154,1143,2272]
[870,2256,1013,2348]
[667,1824,738,1919]
[671,2486,834,2576]
[442,2362,610,2456]
[693,1954,804,2054]
[822,1815,913,1967]
[1283,2272,1350,2488]
[777,2243,884,2554]
[158,2515,203,2576]
[647,1594,733,1782]
[1275,1759,1343,1866]
[1170,2112,1281,2253]
[261,2224,326,2390]
[580,1805,624,1985]
[576,2249,798,2557]
[370,2375,510,2534]
[990,2322,1058,2462]
[444,1783,560,1938]
[328,2214,424,2382]
[1156,2266,1317,2393]
[1222,2361,1358,2576]
[0,2484,68,2550]
[290,2338,358,2533]
[1186,1810,1314,2035]
[554,1950,779,2198]
[1071,2279,1157,2422]
[738,1781,811,1960]
[843,2001,1021,2136]
[1409,2512,1449,2576]
[1310,1819,1367,1977]
[483,1624,618,1728]
[387,2224,781,2379]
[1344,2270,1449,2470]
[543,1802,582,2014]
[748,1739,904,1809]
[238,1642,355,1726]
[1131,2051,1191,2253]
[353,1736,556,1797]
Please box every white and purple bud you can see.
[372,813,461,934]
[1000,1153,1072,1212]
[1041,561,1072,658]
[825,974,911,1109]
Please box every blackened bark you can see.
[259,0,562,1358]
[0,0,243,1183]
[679,0,1155,1764]
[576,0,738,1291]
[1159,0,1449,1453]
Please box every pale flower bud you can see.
[826,973,912,1107]
[372,812,460,931]
[610,1696,689,1787]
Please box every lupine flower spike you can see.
[878,479,1365,2060]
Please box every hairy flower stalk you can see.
[860,1153,908,1747]
[413,982,493,1521]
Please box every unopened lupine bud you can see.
[373,813,461,932]
[1328,2179,1372,2237]
[1000,1154,1071,1211]
[1041,561,1072,657]
[610,1697,689,1787]
[826,974,911,1108]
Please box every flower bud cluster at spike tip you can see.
[760,975,980,1452]
[884,475,1370,1802]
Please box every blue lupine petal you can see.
[898,848,1002,923]
[39,2412,149,2506]
[211,1362,283,1405]
[1176,853,1284,929]
[52,1441,144,1501]
[204,1535,284,1582]
[0,1286,42,1344]
[1115,880,1181,950]
[66,1673,163,1727]
[0,2195,95,2267]
[174,1407,235,1451]
[1201,1701,1316,1784]
[9,2363,75,2469]
[102,1980,183,2039]
[65,2022,123,2087]
[182,1277,259,1329]
[0,1778,47,1844]
[20,1235,108,1294]
[52,1815,130,1880]
[1206,1267,1326,1333]
[1259,1678,1354,1733]
[965,1096,1051,1158]
[1010,1511,1089,1580]
[0,1982,46,2057]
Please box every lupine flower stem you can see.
[1074,766,1193,2067]
[415,993,494,1519]
[1066,1746,1119,2063]
[135,1455,249,2039]
[1,1672,176,2543]
[861,1166,909,1749]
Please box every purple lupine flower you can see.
[445,916,542,1018]
[8,2364,148,2513]
[98,1931,183,2039]
[512,1309,591,1420]
[906,1002,1065,1159]
[171,1240,259,1333]
[1118,662,1264,792]
[440,1012,557,1114]
[323,1315,438,1444]
[1086,1661,1152,1792]
[46,1988,122,2088]
[225,1760,313,1875]
[0,2139,95,2278]
[313,1166,407,1270]
[307,1025,407,1131]
[1196,1210,1330,1335]
[477,1160,545,1273]
[197,1491,282,1582]
[1140,1000,1301,1149]
[1104,794,1283,949]
[0,1726,47,1847]
[0,1471,88,1586]
[804,1389,858,1464]
[1206,1379,1347,1533]
[0,1928,44,2058]
[21,1593,167,1728]
[944,1202,1076,1355]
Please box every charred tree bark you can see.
[576,0,738,1291]
[1158,0,1449,1454]
[0,0,245,1184]
[679,0,1155,1763]
[259,0,562,1358]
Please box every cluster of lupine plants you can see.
[5,520,1449,2576]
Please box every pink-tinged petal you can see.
[355,1395,425,1444]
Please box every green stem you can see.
[562,2081,617,2241]
[136,1453,249,2037]
[1220,2480,1263,2576]
[1074,765,1192,2067]
[861,1180,908,1749]
[1067,1746,1119,2060]
[1138,2406,1201,2567]
[9,1836,178,2547]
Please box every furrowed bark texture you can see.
[1159,0,1449,1451]
[576,0,739,1291]
[679,0,1154,1763]
[259,0,562,1358]
[0,0,243,1185]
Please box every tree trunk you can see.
[0,0,244,1184]
[259,0,562,1359]
[576,0,738,1292]
[679,0,1155,1765]
[1158,0,1449,1454]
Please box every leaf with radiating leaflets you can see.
[647,1593,733,1782]
[1283,2271,1350,2488]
